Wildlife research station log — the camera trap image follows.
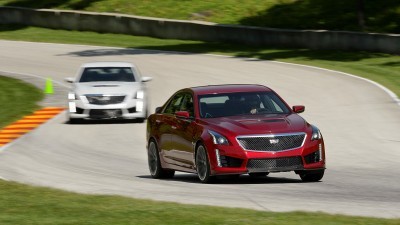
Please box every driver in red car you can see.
[244,95,261,114]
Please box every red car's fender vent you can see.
[220,155,243,168]
[247,157,303,173]
[304,149,322,164]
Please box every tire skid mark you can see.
[0,107,65,147]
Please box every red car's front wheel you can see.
[299,169,324,182]
[195,144,215,183]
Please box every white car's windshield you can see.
[198,92,290,118]
[79,67,135,82]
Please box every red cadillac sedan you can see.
[146,84,325,183]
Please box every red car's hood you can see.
[201,114,308,135]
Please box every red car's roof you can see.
[190,84,272,95]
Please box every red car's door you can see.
[158,92,185,166]
[171,118,196,169]
[170,93,197,169]
[157,113,174,163]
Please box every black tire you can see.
[69,118,82,124]
[249,172,269,178]
[136,118,145,123]
[299,170,324,182]
[148,140,175,179]
[195,144,215,183]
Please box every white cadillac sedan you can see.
[65,62,152,123]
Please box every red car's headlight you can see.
[208,130,229,145]
[311,125,322,141]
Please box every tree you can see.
[357,0,366,30]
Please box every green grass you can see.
[0,75,43,128]
[0,179,399,225]
[1,25,399,97]
[0,0,399,33]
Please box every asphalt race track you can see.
[0,40,399,218]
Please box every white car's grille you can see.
[237,133,306,152]
[89,109,122,119]
[85,95,126,105]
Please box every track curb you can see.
[0,107,65,148]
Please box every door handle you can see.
[156,120,161,123]
[171,126,177,129]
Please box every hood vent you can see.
[263,119,285,123]
[238,118,285,124]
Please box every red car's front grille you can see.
[247,157,303,172]
[236,133,306,151]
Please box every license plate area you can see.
[89,109,122,119]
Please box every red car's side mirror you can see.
[175,111,190,118]
[155,107,162,113]
[292,105,305,113]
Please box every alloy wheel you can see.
[196,145,215,183]
[148,141,159,176]
[196,146,208,181]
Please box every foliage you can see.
[0,0,399,33]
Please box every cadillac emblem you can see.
[269,139,280,144]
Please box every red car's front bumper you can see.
[203,138,326,175]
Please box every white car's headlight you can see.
[135,90,144,99]
[208,130,229,145]
[68,93,78,100]
[68,93,78,113]
[136,101,144,112]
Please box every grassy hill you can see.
[0,76,43,128]
[0,0,399,33]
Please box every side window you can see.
[180,93,194,117]
[271,100,284,112]
[164,93,184,114]
[262,94,286,113]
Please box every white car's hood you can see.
[73,82,143,96]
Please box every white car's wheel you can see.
[68,117,82,124]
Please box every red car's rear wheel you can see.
[148,140,175,179]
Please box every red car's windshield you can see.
[198,92,290,118]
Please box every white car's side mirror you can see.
[141,76,152,82]
[65,77,75,83]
